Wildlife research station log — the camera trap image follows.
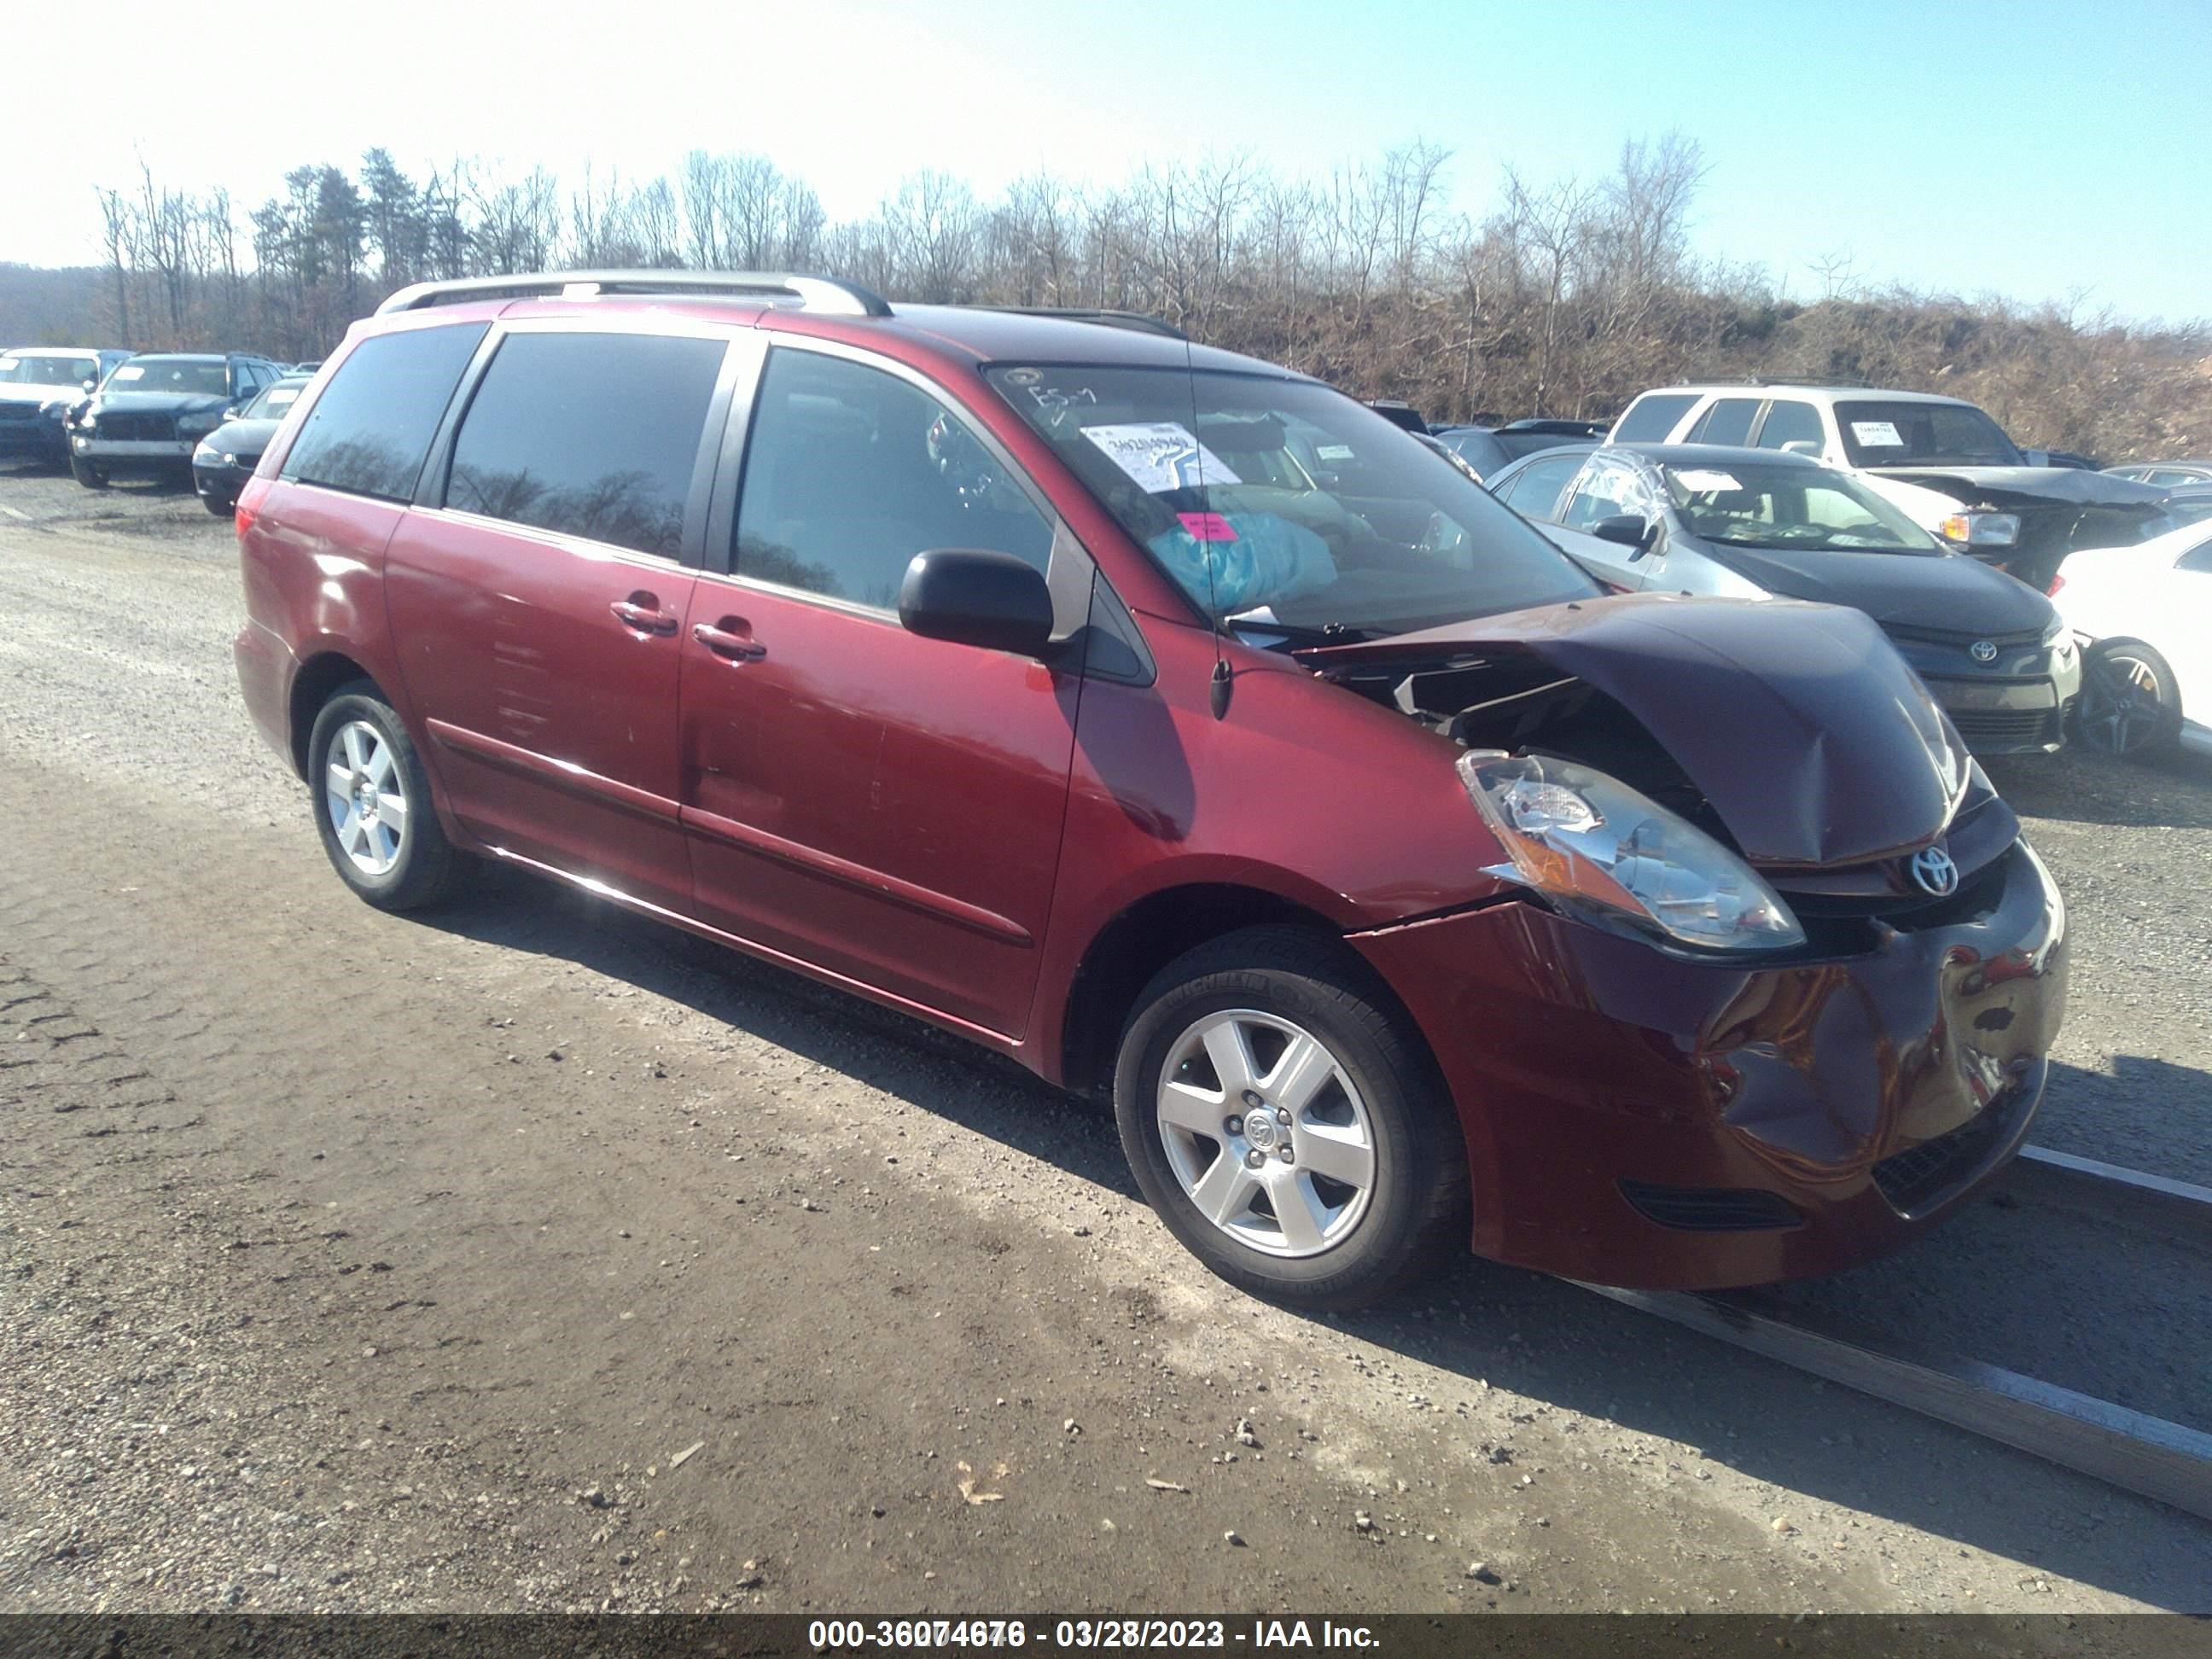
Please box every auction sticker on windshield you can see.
[1673,469,1742,492]
[1850,421,1903,447]
[1082,422,1243,492]
[111,365,145,382]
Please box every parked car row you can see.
[0,343,316,484]
[223,269,2074,1312]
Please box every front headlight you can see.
[193,441,218,462]
[74,410,95,432]
[1458,751,1804,954]
[1938,510,2021,548]
[178,412,222,436]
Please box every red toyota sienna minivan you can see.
[233,271,2067,1309]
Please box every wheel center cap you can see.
[1243,1112,1279,1151]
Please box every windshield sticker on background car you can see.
[1673,469,1742,492]
[1316,443,1356,461]
[1851,421,1903,446]
[111,365,145,382]
[1177,511,1240,542]
[1081,422,1243,492]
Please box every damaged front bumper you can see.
[1352,838,2067,1289]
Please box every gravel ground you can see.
[1,458,2207,1615]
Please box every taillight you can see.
[234,474,270,542]
[2046,573,2065,598]
[234,498,257,539]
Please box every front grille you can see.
[1871,1079,2035,1216]
[1948,706,2063,750]
[99,412,176,442]
[1885,623,2044,650]
[1619,1180,1803,1232]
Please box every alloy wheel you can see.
[324,719,408,876]
[1155,1009,1378,1258]
[2081,653,2168,754]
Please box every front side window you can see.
[104,357,230,397]
[1755,400,1825,454]
[1562,458,1654,530]
[1835,400,2023,468]
[0,354,96,387]
[1612,393,1697,443]
[986,364,1597,639]
[738,349,1053,609]
[1494,452,1586,519]
[1686,397,1760,447]
[243,382,306,420]
[1661,459,1935,552]
[445,331,725,560]
[283,323,488,502]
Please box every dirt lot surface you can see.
[2,461,2208,1617]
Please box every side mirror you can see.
[1592,514,1659,556]
[898,549,1055,657]
[223,405,242,421]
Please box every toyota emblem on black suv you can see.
[1970,639,1999,663]
[1910,845,1960,896]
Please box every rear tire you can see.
[2073,637,2183,760]
[70,457,108,488]
[1112,926,1469,1311]
[306,683,471,911]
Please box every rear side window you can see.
[1494,452,1585,519]
[282,323,487,503]
[736,349,1053,608]
[1686,398,1760,446]
[1756,399,1825,453]
[1612,393,1697,442]
[445,331,727,560]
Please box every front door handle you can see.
[692,620,767,661]
[610,597,678,635]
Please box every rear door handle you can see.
[692,621,767,661]
[610,598,678,635]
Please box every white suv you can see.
[1607,382,2169,591]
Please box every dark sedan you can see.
[191,375,311,515]
[1487,442,2081,753]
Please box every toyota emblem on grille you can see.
[1909,846,1959,897]
[1970,639,1999,663]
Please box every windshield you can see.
[1662,460,1938,553]
[984,364,1598,638]
[244,382,306,420]
[104,358,229,398]
[1834,399,2023,469]
[0,354,96,387]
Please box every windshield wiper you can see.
[1224,615,1365,646]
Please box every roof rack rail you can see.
[374,270,894,318]
[1717,373,1874,389]
[966,306,1187,341]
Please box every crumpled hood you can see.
[93,389,230,417]
[1690,542,2057,635]
[1301,593,1970,869]
[1865,465,2168,510]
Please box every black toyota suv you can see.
[71,352,288,487]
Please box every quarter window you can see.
[445,330,727,560]
[736,349,1052,609]
[2177,536,2212,575]
[1612,393,1697,443]
[282,323,488,503]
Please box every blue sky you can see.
[13,0,2209,324]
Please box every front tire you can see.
[201,492,236,517]
[2074,637,2183,760]
[306,684,470,911]
[1113,927,1468,1311]
[70,456,108,488]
